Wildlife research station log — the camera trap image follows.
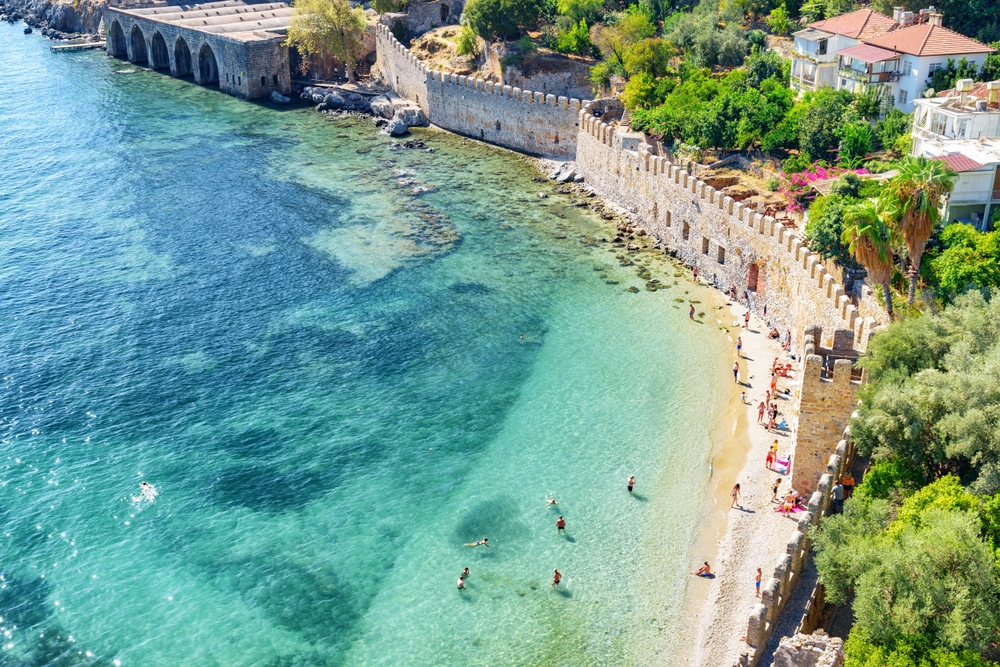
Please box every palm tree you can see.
[842,197,899,319]
[889,156,956,305]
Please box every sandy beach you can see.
[681,297,801,667]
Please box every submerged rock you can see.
[385,119,409,136]
[270,90,290,104]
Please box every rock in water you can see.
[556,169,576,183]
[393,106,428,128]
[324,93,344,110]
[370,95,394,119]
[385,119,409,136]
[24,26,32,33]
[270,90,290,104]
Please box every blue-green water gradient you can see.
[0,26,732,666]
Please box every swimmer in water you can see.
[552,568,562,586]
[133,481,158,503]
[465,537,490,547]
[546,496,558,506]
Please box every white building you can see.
[911,81,1000,227]
[791,9,898,94]
[789,7,996,113]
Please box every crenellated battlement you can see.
[426,69,583,109]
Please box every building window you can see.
[902,59,912,75]
[273,74,279,86]
[682,222,689,240]
[665,210,672,227]
[717,246,726,264]
[260,75,266,87]
[928,62,943,75]
[841,78,848,88]
[899,89,908,105]
[702,237,710,254]
[818,38,827,55]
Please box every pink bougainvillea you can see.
[778,162,869,214]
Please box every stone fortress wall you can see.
[743,411,857,667]
[375,23,582,159]
[573,102,882,355]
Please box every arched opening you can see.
[149,32,169,70]
[747,263,759,291]
[174,37,192,77]
[108,20,128,59]
[440,3,449,22]
[129,24,147,64]
[198,43,219,85]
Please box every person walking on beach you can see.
[733,361,740,384]
[757,401,766,424]
[736,336,742,358]
[755,568,762,597]
[556,515,566,533]
[765,448,775,470]
[730,483,741,508]
[627,475,635,493]
[689,304,695,319]
[740,391,747,404]
[693,266,699,281]
[771,478,781,503]
[744,311,750,329]
[552,568,562,586]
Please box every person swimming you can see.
[546,496,558,506]
[132,481,158,503]
[465,537,490,547]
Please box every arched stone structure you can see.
[129,24,147,64]
[197,43,219,85]
[104,2,292,99]
[174,37,192,78]
[107,19,127,59]
[149,32,169,71]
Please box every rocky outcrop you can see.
[772,633,844,667]
[0,0,105,37]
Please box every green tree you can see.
[806,193,857,265]
[591,10,656,66]
[874,108,911,151]
[765,4,789,34]
[930,57,981,93]
[556,0,602,23]
[852,290,1000,491]
[928,224,1000,295]
[456,24,481,56]
[798,88,854,161]
[623,38,675,77]
[743,47,784,87]
[554,18,593,55]
[837,120,875,166]
[623,71,659,109]
[841,196,898,317]
[889,155,956,304]
[371,0,404,13]
[980,42,1000,82]
[464,0,540,41]
[285,0,368,83]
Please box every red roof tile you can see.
[863,23,996,57]
[810,9,898,40]
[933,153,985,172]
[836,43,900,62]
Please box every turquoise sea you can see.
[0,24,733,666]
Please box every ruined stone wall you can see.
[425,71,581,159]
[772,633,845,667]
[375,22,430,114]
[376,23,584,159]
[574,106,880,353]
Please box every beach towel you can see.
[775,504,806,513]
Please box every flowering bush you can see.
[778,162,869,213]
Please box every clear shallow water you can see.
[0,25,732,666]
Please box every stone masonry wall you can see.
[105,9,290,99]
[375,23,584,159]
[574,105,880,353]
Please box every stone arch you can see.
[149,31,169,70]
[198,42,219,85]
[174,37,193,77]
[129,24,147,64]
[108,20,128,59]
[440,3,449,22]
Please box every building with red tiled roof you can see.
[791,6,996,114]
[810,8,899,40]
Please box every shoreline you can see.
[538,159,802,667]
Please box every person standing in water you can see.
[627,475,635,493]
[556,516,566,533]
[457,576,466,589]
[552,568,562,586]
[736,336,742,358]
[733,361,740,384]
[689,304,695,319]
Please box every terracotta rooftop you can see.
[863,23,996,57]
[932,153,985,172]
[935,81,997,99]
[810,9,898,40]
[836,43,900,62]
